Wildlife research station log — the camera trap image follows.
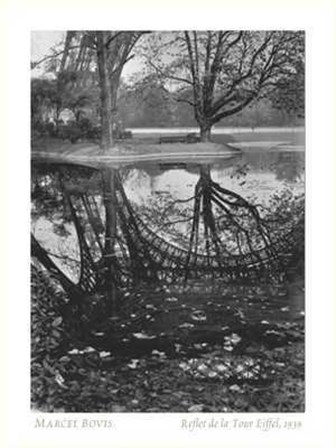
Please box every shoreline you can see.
[31,140,241,165]
[31,127,304,166]
[129,126,305,134]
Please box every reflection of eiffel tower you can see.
[31,167,304,299]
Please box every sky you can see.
[31,31,65,61]
[31,31,64,78]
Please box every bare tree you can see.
[142,31,304,141]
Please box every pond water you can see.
[31,149,305,328]
[123,150,304,205]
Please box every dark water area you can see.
[31,150,304,328]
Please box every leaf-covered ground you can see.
[31,270,304,413]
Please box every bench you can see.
[159,135,187,144]
[159,133,201,144]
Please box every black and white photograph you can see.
[30,30,306,414]
[2,0,336,445]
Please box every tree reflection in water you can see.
[31,161,304,317]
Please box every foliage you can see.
[32,31,144,148]
[122,75,176,127]
[58,71,100,122]
[269,35,304,118]
[31,78,59,125]
[31,263,69,408]
[31,271,304,412]
[31,71,100,139]
[115,86,302,128]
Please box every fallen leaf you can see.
[111,405,126,412]
[55,372,68,389]
[191,310,207,322]
[179,322,194,329]
[127,359,140,369]
[165,297,178,302]
[133,333,155,340]
[99,351,111,358]
[188,404,204,412]
[52,317,63,327]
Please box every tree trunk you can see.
[96,32,114,150]
[31,233,80,299]
[75,110,82,123]
[110,72,121,135]
[96,32,119,312]
[199,122,212,142]
[102,169,119,314]
[54,105,61,136]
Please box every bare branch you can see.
[105,31,124,49]
[31,46,81,69]
[145,58,193,85]
[175,97,195,107]
[211,94,256,122]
